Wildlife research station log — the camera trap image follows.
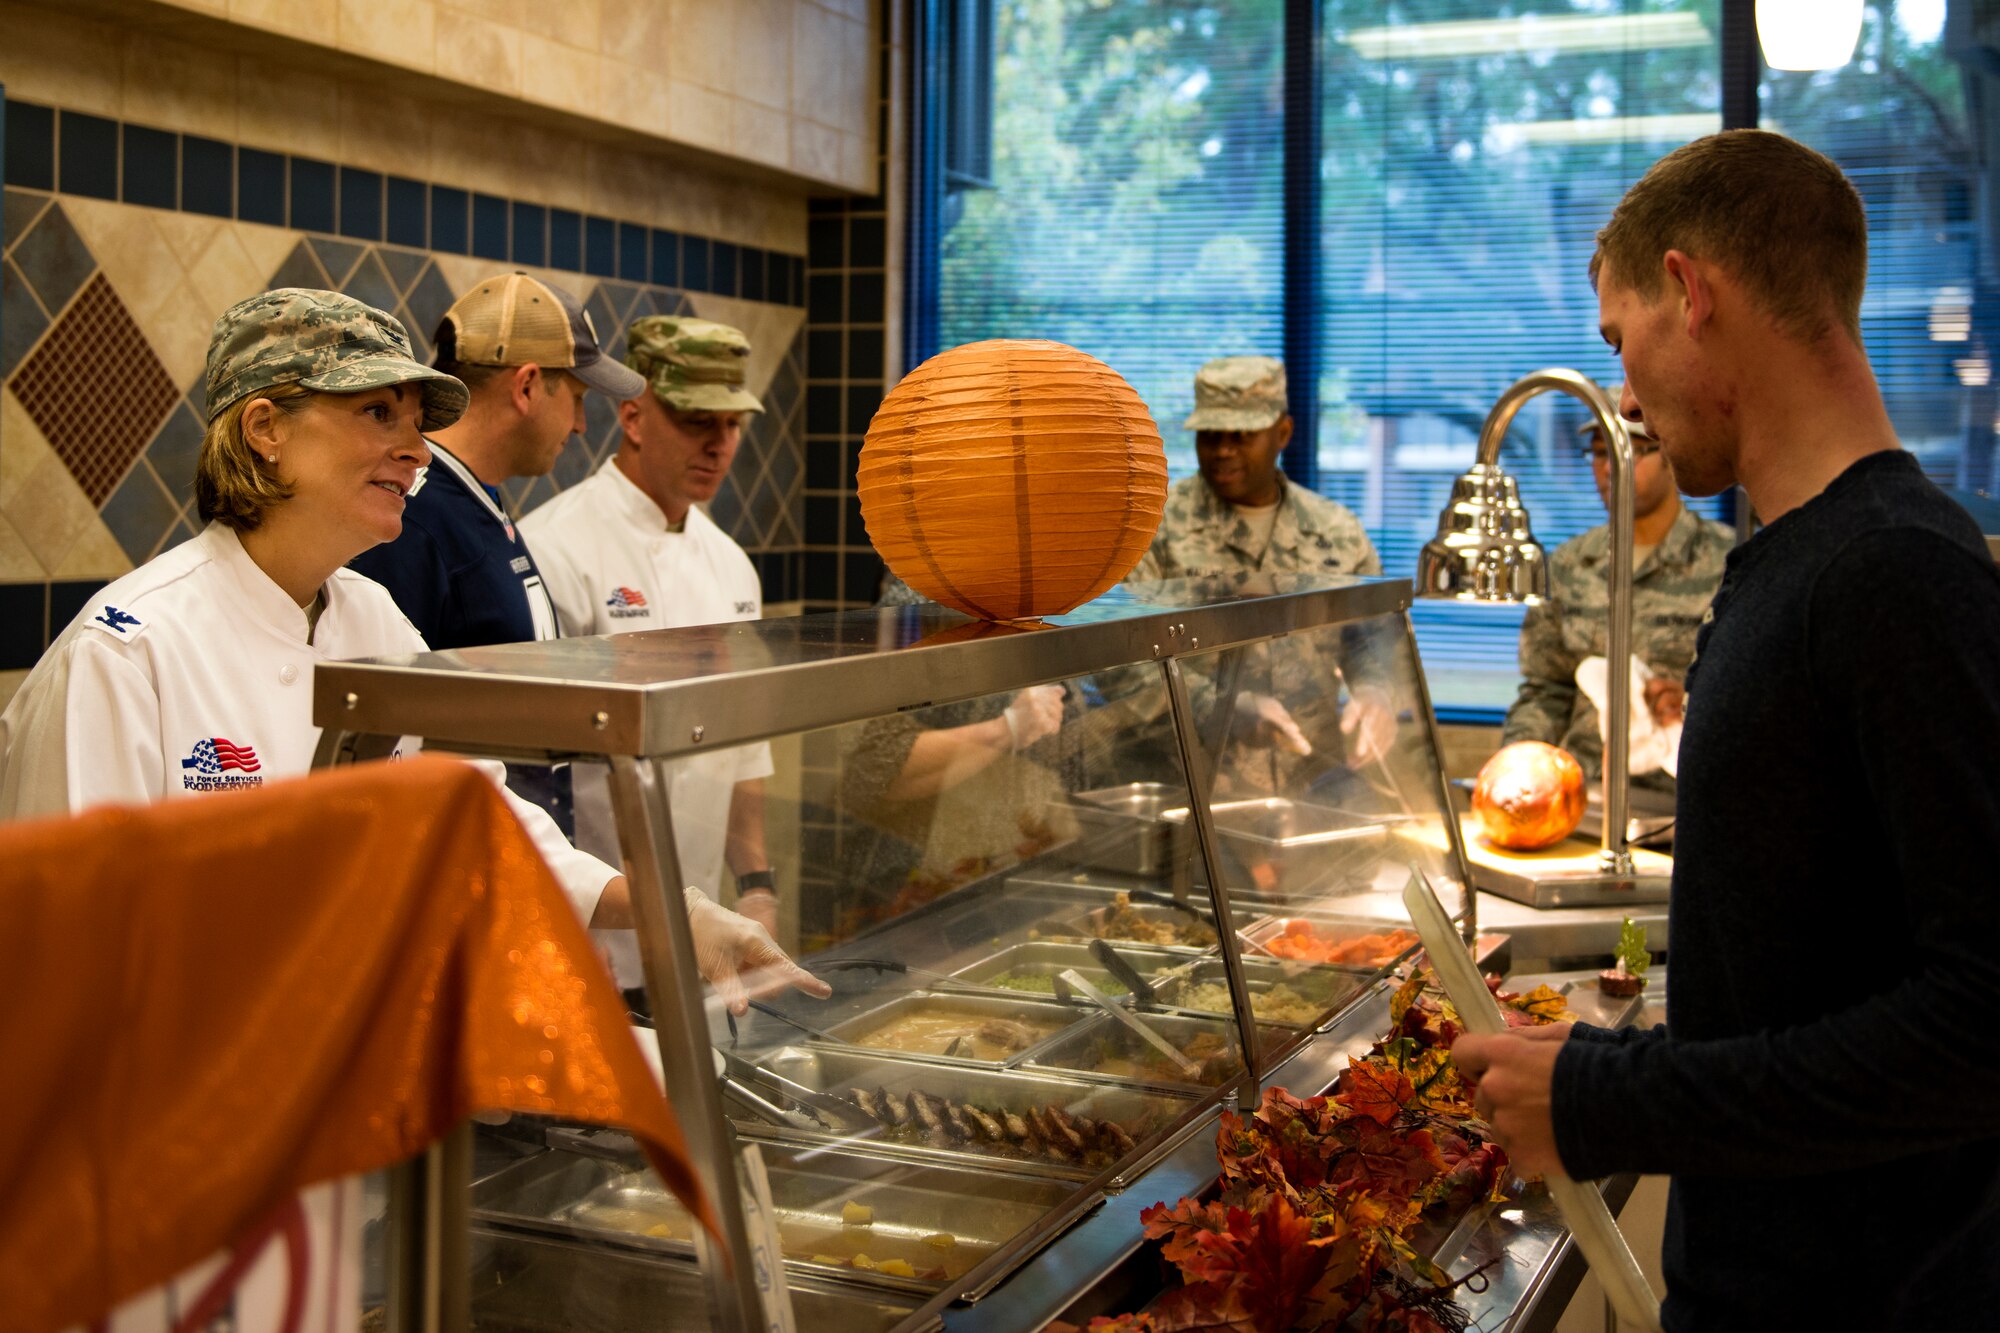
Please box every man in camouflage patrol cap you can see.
[1124,355,1397,795]
[522,313,783,972]
[1501,395,1732,790]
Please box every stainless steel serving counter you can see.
[1479,891,1670,972]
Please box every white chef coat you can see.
[0,522,614,923]
[522,458,772,986]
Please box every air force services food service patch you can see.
[181,736,265,791]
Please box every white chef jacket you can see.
[0,522,614,923]
[522,458,772,986]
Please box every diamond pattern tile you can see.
[10,274,180,505]
[404,261,456,345]
[378,246,428,296]
[308,236,366,287]
[101,456,182,563]
[144,398,205,501]
[342,249,399,318]
[11,201,95,316]
[2,258,51,383]
[745,471,779,548]
[269,239,331,292]
[550,440,593,491]
[707,474,742,537]
[4,189,51,253]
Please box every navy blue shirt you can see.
[352,441,571,832]
[351,442,558,650]
[1553,450,2000,1330]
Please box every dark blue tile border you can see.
[238,147,285,226]
[4,99,55,190]
[339,166,382,241]
[289,156,334,234]
[0,100,806,309]
[386,175,425,247]
[181,136,233,218]
[122,124,176,210]
[471,192,508,261]
[0,581,46,669]
[59,110,117,200]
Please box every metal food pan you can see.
[1167,796,1393,903]
[754,1045,1197,1178]
[949,940,1193,998]
[1152,956,1373,1028]
[1047,900,1258,954]
[824,991,1085,1068]
[1067,782,1194,877]
[472,1145,1073,1300]
[1025,1011,1288,1090]
[1240,912,1422,970]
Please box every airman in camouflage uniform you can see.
[205,287,468,428]
[1129,356,1381,584]
[1501,412,1732,788]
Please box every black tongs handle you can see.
[1090,938,1158,1008]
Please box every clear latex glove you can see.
[684,886,831,1016]
[1236,692,1313,756]
[735,887,779,936]
[1001,684,1066,750]
[1575,656,1682,778]
[1340,686,1397,766]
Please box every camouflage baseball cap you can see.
[204,288,469,429]
[626,316,764,414]
[1184,355,1288,432]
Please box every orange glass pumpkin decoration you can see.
[1472,741,1587,850]
[858,339,1168,621]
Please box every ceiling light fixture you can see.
[1344,12,1711,61]
[1756,0,1866,71]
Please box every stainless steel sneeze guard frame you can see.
[312,574,1410,760]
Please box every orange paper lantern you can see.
[859,339,1168,620]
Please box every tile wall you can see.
[1,93,810,705]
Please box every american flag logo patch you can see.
[606,586,649,609]
[181,737,263,774]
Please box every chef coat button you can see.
[279,664,299,685]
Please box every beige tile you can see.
[529,0,599,51]
[814,0,872,24]
[0,510,45,580]
[231,0,340,46]
[233,222,304,286]
[236,61,343,162]
[6,455,98,576]
[838,130,878,194]
[121,30,239,141]
[57,200,184,325]
[0,3,122,117]
[428,253,501,300]
[445,0,522,25]
[790,119,843,183]
[52,514,137,580]
[0,390,59,511]
[0,669,32,715]
[730,98,790,172]
[160,0,229,14]
[184,228,268,318]
[794,7,872,132]
[665,79,732,154]
[520,32,601,117]
[600,0,668,67]
[731,0,792,111]
[663,0,731,91]
[338,0,437,73]
[621,68,674,142]
[436,8,521,96]
[139,279,221,393]
[149,213,227,270]
[339,86,437,179]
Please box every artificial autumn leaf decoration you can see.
[1071,967,1547,1333]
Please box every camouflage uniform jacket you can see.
[1129,474,1381,583]
[1501,503,1732,782]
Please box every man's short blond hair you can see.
[195,384,312,531]
[1591,130,1868,345]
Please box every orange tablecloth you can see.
[0,756,711,1333]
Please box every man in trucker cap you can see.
[523,315,781,960]
[351,273,647,832]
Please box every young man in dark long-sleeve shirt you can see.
[1455,130,2000,1331]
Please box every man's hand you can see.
[1450,1023,1573,1176]
[1341,686,1398,766]
[1236,692,1312,755]
[1002,684,1066,749]
[1643,677,1685,727]
[685,887,831,1015]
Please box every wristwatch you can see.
[737,869,777,896]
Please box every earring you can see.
[266,454,278,464]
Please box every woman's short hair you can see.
[194,384,313,531]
